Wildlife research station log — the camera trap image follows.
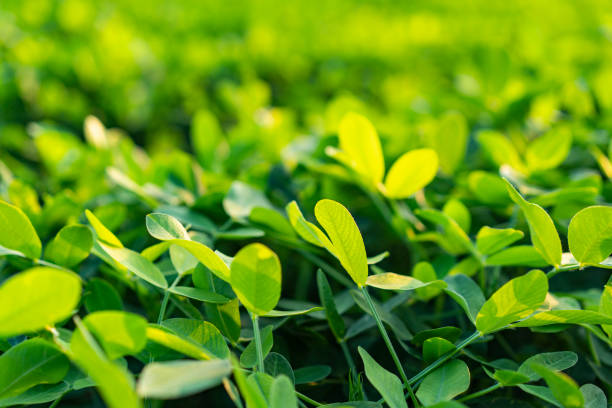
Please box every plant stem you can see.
[251,313,265,372]
[546,264,580,280]
[340,339,358,376]
[48,392,67,408]
[458,382,502,402]
[361,287,420,408]
[298,250,353,288]
[296,391,323,407]
[157,274,182,324]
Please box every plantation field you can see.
[0,0,612,407]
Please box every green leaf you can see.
[512,310,612,328]
[526,127,572,172]
[468,171,511,205]
[0,383,69,407]
[231,356,268,408]
[101,244,168,289]
[485,245,548,267]
[338,112,385,185]
[206,298,241,344]
[294,365,332,384]
[250,207,296,237]
[265,352,295,384]
[530,364,584,408]
[416,208,474,255]
[366,272,446,291]
[518,384,562,407]
[492,369,530,386]
[580,384,607,408]
[475,269,548,334]
[169,245,199,275]
[317,270,346,340]
[477,130,525,172]
[162,318,230,359]
[146,213,191,240]
[84,278,124,313]
[70,319,141,408]
[413,261,443,301]
[358,347,407,408]
[223,181,274,220]
[241,325,274,368]
[230,243,281,315]
[416,359,470,406]
[504,180,562,267]
[263,307,323,317]
[137,359,231,399]
[423,337,455,364]
[0,339,69,398]
[442,274,485,324]
[518,351,578,381]
[270,375,298,408]
[476,226,524,256]
[82,311,147,359]
[383,148,438,199]
[85,209,123,248]
[568,206,612,265]
[600,285,612,338]
[286,201,335,251]
[0,267,81,336]
[169,286,230,304]
[45,224,93,267]
[0,200,41,259]
[191,109,224,168]
[425,112,468,175]
[315,199,368,287]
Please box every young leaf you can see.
[137,359,231,399]
[568,206,612,265]
[476,226,524,256]
[477,130,525,172]
[223,181,275,220]
[0,339,69,398]
[85,209,123,248]
[504,180,562,267]
[146,324,225,361]
[338,112,385,185]
[162,319,230,359]
[0,267,81,336]
[426,111,468,175]
[230,243,281,316]
[475,269,548,334]
[45,224,93,267]
[286,201,334,251]
[423,337,456,364]
[366,272,446,291]
[206,298,241,344]
[530,364,584,408]
[82,311,147,359]
[383,148,439,199]
[169,286,230,304]
[526,127,572,172]
[358,347,408,408]
[263,307,323,317]
[146,213,191,241]
[485,245,547,267]
[416,360,470,406]
[315,199,368,287]
[101,244,168,289]
[317,269,346,340]
[580,384,607,408]
[443,274,485,324]
[600,285,612,338]
[0,200,41,259]
[512,310,612,328]
[270,375,298,408]
[517,351,578,381]
[491,369,530,386]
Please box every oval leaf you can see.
[383,148,439,199]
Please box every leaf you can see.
[82,311,147,359]
[85,209,123,248]
[568,206,612,265]
[191,109,224,168]
[338,112,385,185]
[477,130,525,172]
[315,199,368,287]
[504,180,562,267]
[475,269,548,334]
[383,148,439,199]
[101,244,168,289]
[169,286,230,304]
[426,112,468,175]
[0,382,69,407]
[162,318,230,359]
[173,240,231,282]
[492,369,530,386]
[530,364,584,408]
[0,339,69,398]
[317,270,346,340]
[146,213,191,240]
[368,251,390,265]
[485,245,548,267]
[206,298,241,344]
[223,181,274,220]
[44,224,93,267]
[512,310,612,328]
[413,262,443,300]
[137,359,231,399]
[0,267,81,336]
[600,285,612,338]
[443,199,471,234]
[416,209,474,255]
[230,243,281,315]
[70,319,141,408]
[468,171,511,205]
[286,201,335,251]
[476,226,524,256]
[580,384,607,408]
[358,347,407,408]
[526,127,572,172]
[518,384,562,407]
[84,278,124,313]
[442,274,485,324]
[250,207,296,236]
[416,359,470,406]
[423,337,456,364]
[366,272,446,291]
[146,324,226,361]
[265,352,295,384]
[263,307,323,317]
[231,356,268,408]
[241,325,274,368]
[270,375,298,408]
[0,200,41,259]
[294,365,332,384]
[518,351,578,381]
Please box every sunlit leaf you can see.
[568,206,612,265]
[45,224,93,267]
[383,148,438,199]
[338,112,385,185]
[0,200,41,259]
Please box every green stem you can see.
[340,339,358,376]
[157,274,182,324]
[296,391,323,407]
[251,313,265,372]
[458,382,502,402]
[361,287,420,408]
[582,324,612,347]
[546,264,580,280]
[298,250,353,288]
[48,392,67,408]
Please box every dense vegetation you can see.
[0,0,612,407]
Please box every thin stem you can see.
[582,324,612,347]
[251,313,265,372]
[48,392,67,408]
[298,250,353,288]
[296,391,323,407]
[340,339,358,375]
[157,274,182,324]
[361,287,420,408]
[546,264,580,280]
[458,383,502,402]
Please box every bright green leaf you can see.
[530,364,584,408]
[45,224,93,267]
[0,200,41,259]
[383,148,438,199]
[476,226,524,256]
[338,112,385,185]
[568,206,612,265]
